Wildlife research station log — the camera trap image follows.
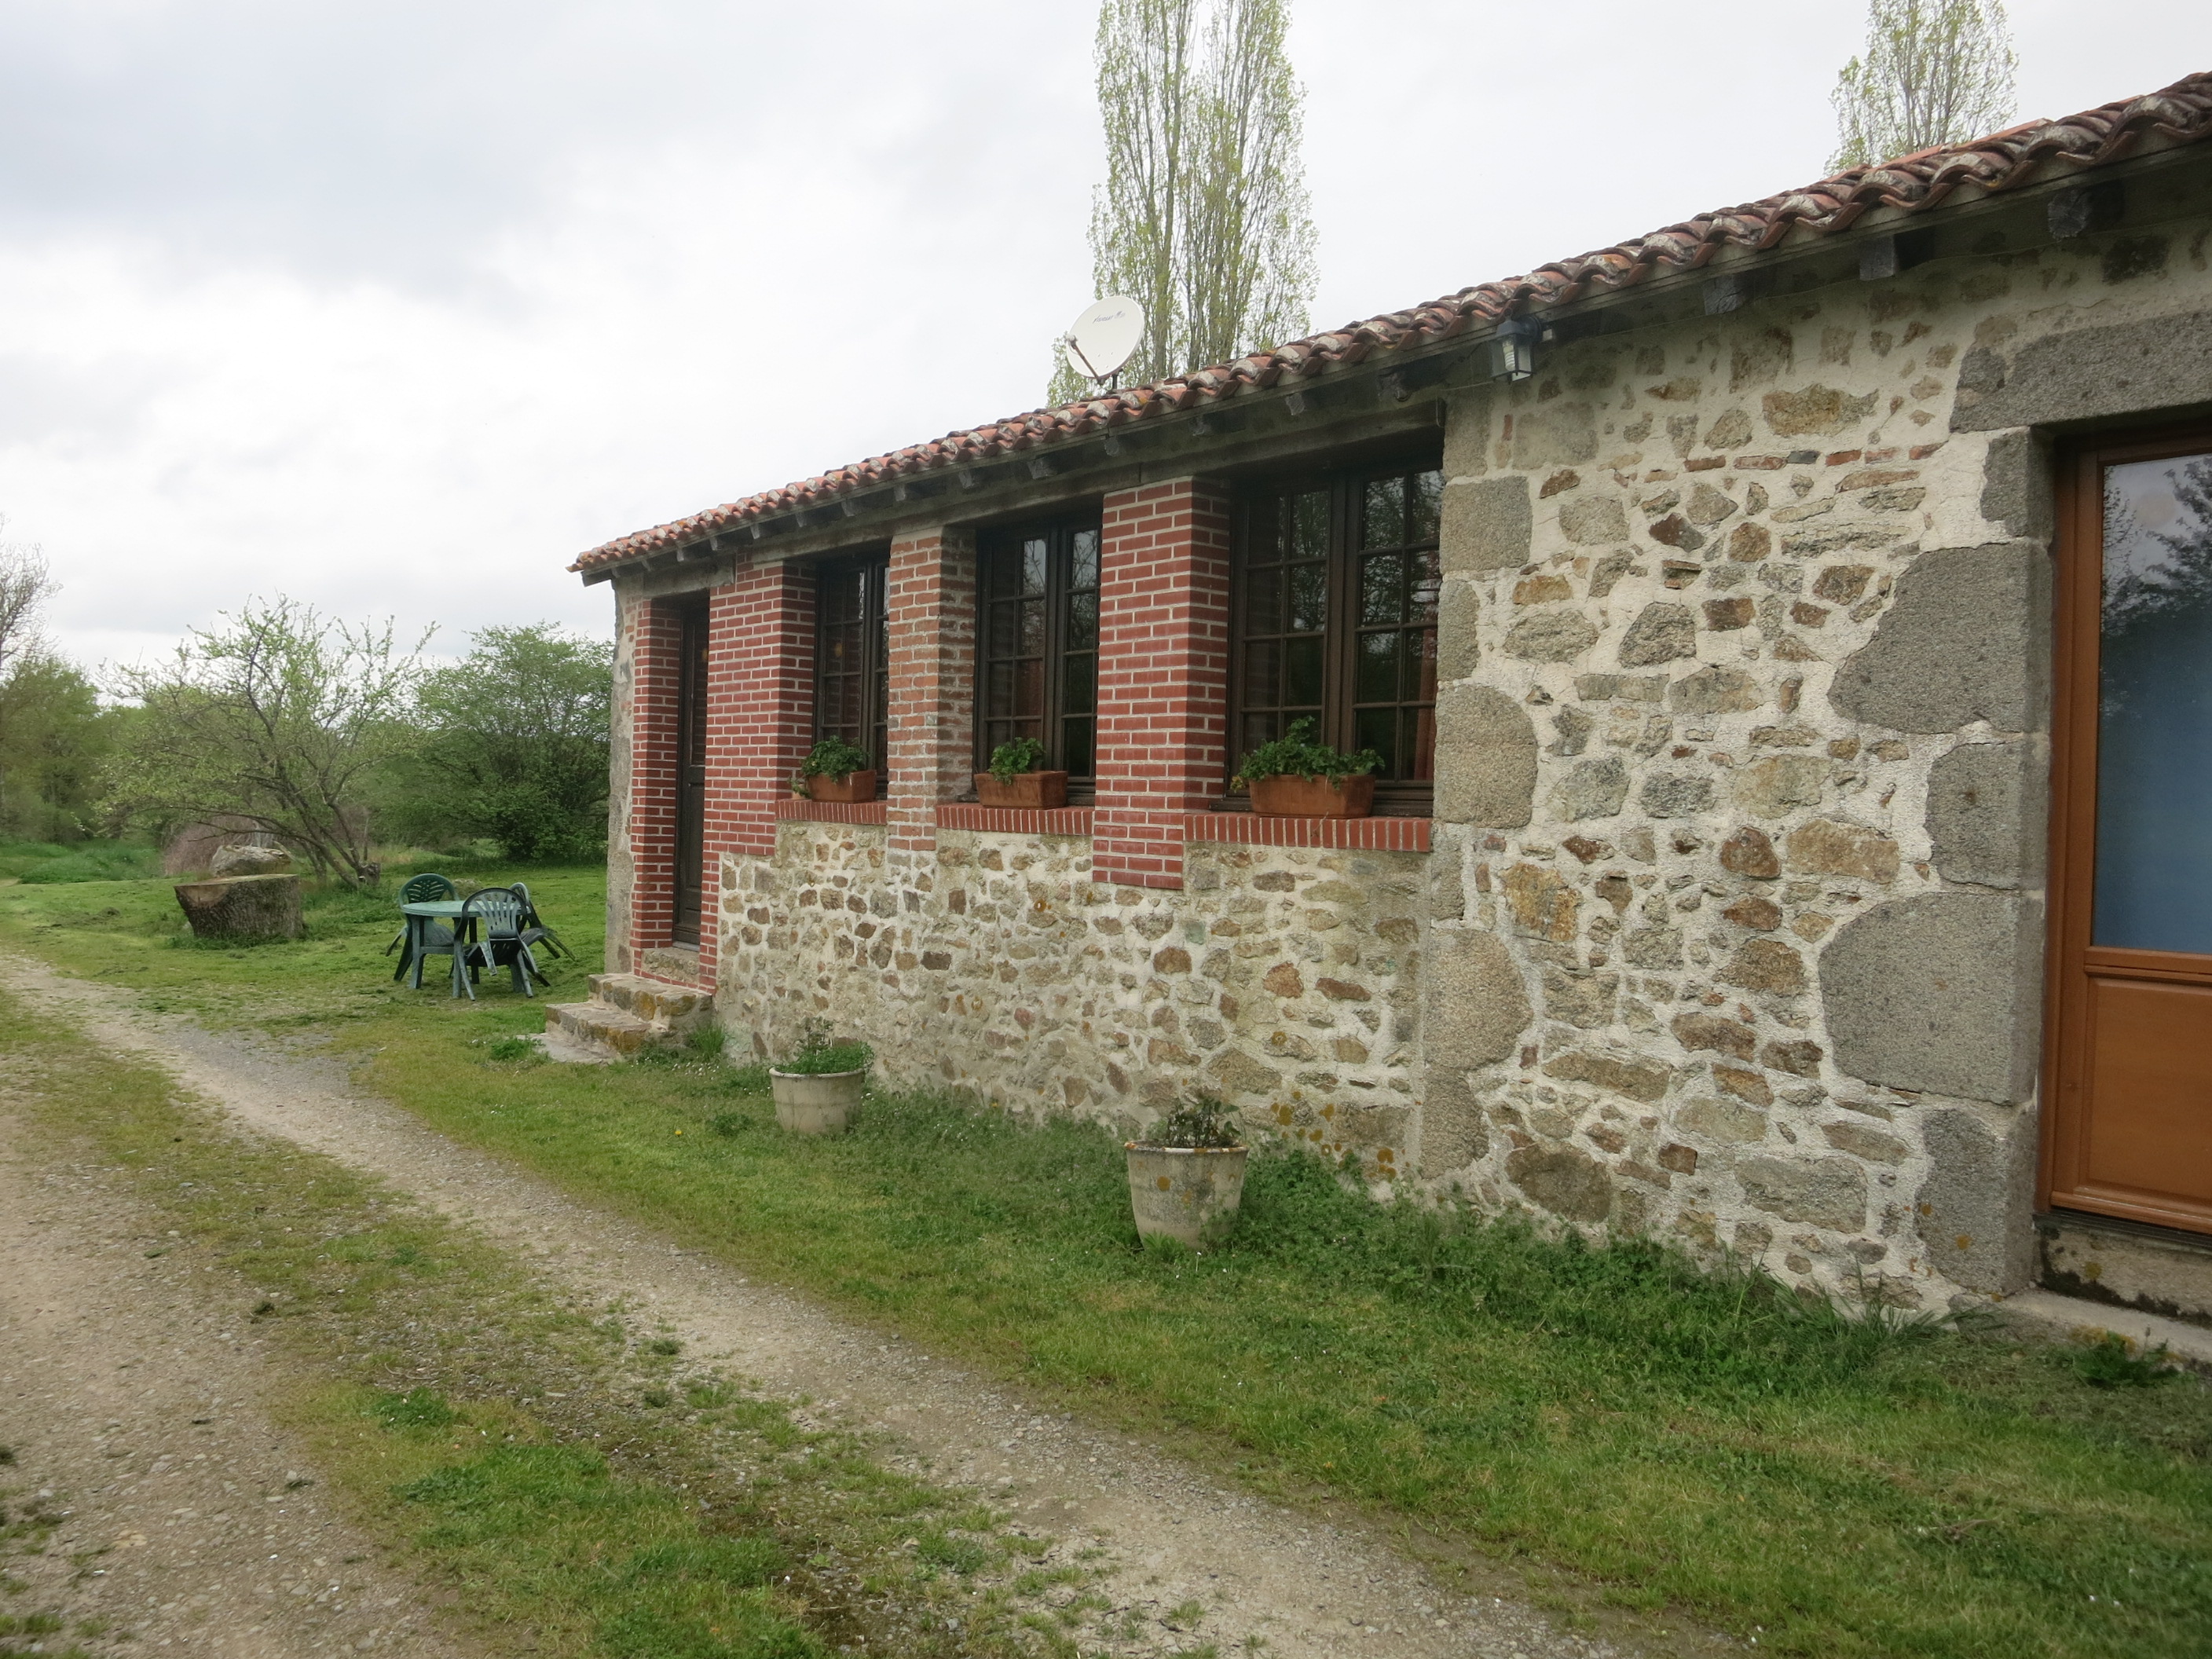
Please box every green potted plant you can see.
[768,1017,873,1134]
[1125,1092,1247,1250]
[795,737,876,804]
[1232,719,1382,818]
[974,736,1067,809]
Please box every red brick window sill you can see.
[935,804,1097,837]
[1182,811,1431,851]
[775,799,888,826]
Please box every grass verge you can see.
[0,989,1112,1659]
[4,867,2210,1657]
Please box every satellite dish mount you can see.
[1060,295,1144,392]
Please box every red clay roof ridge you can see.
[571,68,2212,573]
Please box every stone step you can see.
[586,972,712,1029]
[547,999,663,1059]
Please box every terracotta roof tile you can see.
[572,69,2212,573]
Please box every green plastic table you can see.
[395,899,472,991]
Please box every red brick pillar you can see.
[1092,478,1232,889]
[624,597,685,958]
[694,562,815,983]
[624,565,813,983]
[885,527,976,859]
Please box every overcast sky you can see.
[0,1,2202,675]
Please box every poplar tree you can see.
[1829,0,2017,170]
[1051,0,1314,402]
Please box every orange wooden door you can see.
[2046,427,2212,1234]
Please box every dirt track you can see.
[2,954,1658,1658]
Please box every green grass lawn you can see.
[4,862,2210,1658]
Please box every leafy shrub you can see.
[774,1016,873,1076]
[987,736,1047,782]
[797,737,870,781]
[1232,717,1380,786]
[1139,1091,1242,1148]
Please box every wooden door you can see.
[2046,426,2212,1234]
[671,600,710,948]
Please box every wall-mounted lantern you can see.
[1485,315,1542,383]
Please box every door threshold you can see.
[2036,1209,2212,1326]
[1991,1287,2212,1373]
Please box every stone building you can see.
[559,71,2212,1317]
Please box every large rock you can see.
[1506,1144,1614,1223]
[210,843,293,877]
[1828,543,2050,733]
[1619,602,1697,667]
[1925,741,2045,888]
[1914,1104,2038,1292]
[1441,476,1533,575]
[1951,311,2212,434]
[1549,756,1628,821]
[1819,893,2042,1103]
[1433,684,1537,827]
[174,874,305,943]
[1420,925,1533,1170]
[1736,1153,1867,1231]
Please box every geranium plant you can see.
[797,737,870,780]
[1141,1091,1243,1149]
[776,1016,873,1076]
[1232,719,1381,789]
[987,736,1048,783]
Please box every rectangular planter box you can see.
[973,770,1069,809]
[1247,773,1375,818]
[804,770,877,804]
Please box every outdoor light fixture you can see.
[1485,315,1542,383]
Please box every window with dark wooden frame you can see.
[813,552,888,794]
[976,515,1101,797]
[1232,460,1442,814]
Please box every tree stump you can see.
[174,874,304,942]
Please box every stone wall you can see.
[1423,211,2212,1306]
[718,823,1428,1185]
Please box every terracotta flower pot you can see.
[973,770,1069,809]
[804,770,877,804]
[1246,773,1375,818]
[1125,1144,1249,1250]
[770,1068,866,1133]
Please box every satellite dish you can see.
[1060,295,1144,386]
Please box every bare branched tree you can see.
[0,520,54,687]
[1051,0,1313,402]
[1830,0,2017,170]
[104,597,427,886]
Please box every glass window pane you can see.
[1285,635,1324,707]
[1355,706,1398,776]
[1408,705,1436,781]
[1288,492,1328,561]
[1363,476,1406,548]
[1071,529,1099,591]
[1017,597,1046,656]
[2096,450,2212,950]
[1289,563,1328,634]
[1242,712,1279,753]
[1408,470,1443,544]
[1022,537,1049,597]
[1246,568,1284,635]
[1063,717,1094,780]
[1243,639,1280,709]
[1014,657,1045,718]
[1408,624,1438,703]
[1064,652,1095,715]
[1356,631,1400,703]
[987,661,1016,717]
[1361,551,1404,625]
[1068,590,1097,651]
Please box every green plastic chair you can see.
[388,872,460,981]
[453,885,546,999]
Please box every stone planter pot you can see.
[771,1067,866,1134]
[973,770,1068,809]
[1247,774,1375,818]
[804,771,877,804]
[1125,1144,1249,1250]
